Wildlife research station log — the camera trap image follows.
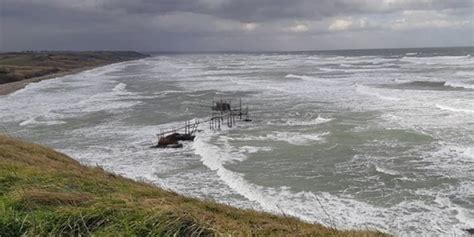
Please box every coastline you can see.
[0,134,387,236]
[0,65,102,95]
[0,51,149,96]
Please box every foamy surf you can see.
[234,131,329,146]
[436,104,474,114]
[19,117,66,126]
[444,81,474,89]
[286,116,333,126]
[355,84,401,101]
[374,165,400,176]
[2,49,474,236]
[194,130,472,236]
[193,129,286,215]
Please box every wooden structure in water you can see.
[153,98,251,148]
[209,98,250,130]
[153,120,200,148]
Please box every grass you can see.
[0,134,389,236]
[0,51,147,84]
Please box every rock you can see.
[464,228,474,235]
[153,133,195,149]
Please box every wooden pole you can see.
[239,98,242,120]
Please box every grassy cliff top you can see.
[0,135,387,236]
[0,51,148,84]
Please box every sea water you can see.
[1,47,473,236]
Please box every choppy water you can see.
[1,47,473,236]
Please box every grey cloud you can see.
[8,0,472,21]
[88,0,474,21]
[1,0,473,51]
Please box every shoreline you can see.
[0,134,387,236]
[0,65,98,95]
[0,51,149,95]
[0,61,139,96]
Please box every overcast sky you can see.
[1,0,473,51]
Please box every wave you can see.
[19,116,66,126]
[193,130,381,230]
[285,74,317,80]
[153,90,187,96]
[236,131,329,146]
[193,131,288,215]
[286,116,334,126]
[444,81,474,89]
[455,71,474,77]
[435,145,474,161]
[402,81,446,87]
[239,146,273,153]
[400,55,473,65]
[355,84,401,101]
[436,104,474,114]
[374,165,400,176]
[387,80,474,91]
[194,130,473,235]
[112,82,126,92]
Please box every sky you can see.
[1,0,473,51]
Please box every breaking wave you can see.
[444,81,474,89]
[355,84,401,101]
[436,104,474,114]
[236,131,329,146]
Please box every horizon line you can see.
[1,45,473,54]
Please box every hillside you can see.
[0,135,387,236]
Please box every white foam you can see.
[318,67,341,72]
[2,52,474,236]
[355,84,401,101]
[237,131,329,146]
[456,71,474,77]
[112,82,128,93]
[19,117,66,126]
[195,132,472,235]
[153,90,187,96]
[286,116,333,126]
[240,146,273,153]
[444,81,474,89]
[393,78,411,83]
[436,104,474,114]
[400,55,473,66]
[194,130,384,231]
[285,74,317,80]
[456,208,474,228]
[435,145,474,161]
[375,165,400,176]
[193,131,286,215]
[19,117,38,126]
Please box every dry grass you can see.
[0,135,389,236]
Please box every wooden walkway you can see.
[156,99,250,139]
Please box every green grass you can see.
[0,135,389,236]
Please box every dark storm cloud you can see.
[1,0,473,51]
[12,0,472,21]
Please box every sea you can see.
[1,47,473,236]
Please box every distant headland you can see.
[0,51,148,95]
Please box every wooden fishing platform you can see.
[153,98,251,149]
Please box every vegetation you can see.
[0,51,147,84]
[0,135,388,236]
